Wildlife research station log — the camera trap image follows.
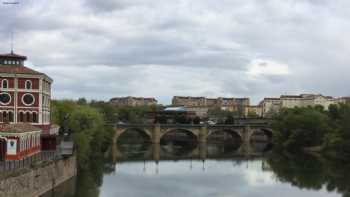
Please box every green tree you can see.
[52,100,113,170]
[225,115,235,124]
[77,97,88,105]
[328,104,340,120]
[272,107,331,151]
[193,116,201,124]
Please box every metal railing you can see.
[0,151,59,173]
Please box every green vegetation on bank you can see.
[90,100,161,124]
[207,107,238,124]
[51,100,114,170]
[51,99,162,168]
[272,103,350,155]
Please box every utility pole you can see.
[2,1,20,53]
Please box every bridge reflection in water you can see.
[112,142,272,162]
[112,142,272,174]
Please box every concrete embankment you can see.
[0,156,77,197]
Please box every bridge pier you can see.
[199,126,208,143]
[240,125,253,156]
[111,142,123,163]
[152,124,161,144]
[199,142,207,160]
[152,144,160,162]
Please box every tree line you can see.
[272,103,350,157]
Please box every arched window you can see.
[33,113,38,123]
[2,111,7,123]
[25,80,32,89]
[20,138,23,152]
[26,112,31,122]
[9,111,13,122]
[2,79,8,89]
[19,112,24,122]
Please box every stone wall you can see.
[0,156,77,197]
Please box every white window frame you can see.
[1,79,8,89]
[21,93,35,106]
[0,92,12,105]
[25,80,32,90]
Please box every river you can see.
[41,142,349,197]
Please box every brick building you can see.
[0,51,59,160]
[172,96,249,116]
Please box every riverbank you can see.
[0,155,76,197]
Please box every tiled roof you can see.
[0,123,41,133]
[0,65,43,75]
[264,97,280,100]
[0,52,27,60]
[110,96,157,102]
[280,95,302,98]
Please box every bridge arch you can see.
[160,128,199,143]
[207,129,242,143]
[249,128,273,142]
[114,128,152,144]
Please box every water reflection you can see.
[115,142,270,162]
[42,142,350,197]
[267,152,350,197]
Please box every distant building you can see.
[145,107,196,124]
[172,96,249,116]
[260,98,281,118]
[110,96,157,107]
[183,106,209,118]
[260,94,345,117]
[245,105,263,118]
[172,96,206,107]
[280,94,337,110]
[336,97,350,104]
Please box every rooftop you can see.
[264,97,281,100]
[0,123,41,133]
[0,52,27,61]
[110,96,157,101]
[0,65,43,75]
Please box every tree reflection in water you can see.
[267,152,350,197]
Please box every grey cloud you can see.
[0,0,349,104]
[83,0,129,12]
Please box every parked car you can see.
[207,120,216,125]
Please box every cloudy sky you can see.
[0,0,349,104]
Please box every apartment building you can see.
[110,96,157,107]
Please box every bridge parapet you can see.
[116,123,269,129]
[116,124,154,129]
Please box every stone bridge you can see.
[111,123,273,162]
[113,123,273,145]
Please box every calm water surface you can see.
[42,143,348,197]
